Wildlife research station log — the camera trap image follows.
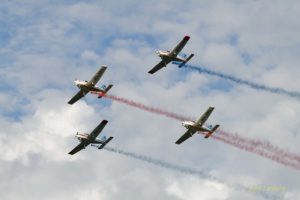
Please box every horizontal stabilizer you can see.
[98,136,113,149]
[204,124,220,139]
[178,53,194,68]
[98,84,113,98]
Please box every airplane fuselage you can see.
[182,121,210,132]
[74,80,104,93]
[156,50,185,62]
[75,132,106,145]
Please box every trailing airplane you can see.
[148,35,194,74]
[175,107,220,144]
[68,120,113,155]
[68,65,113,105]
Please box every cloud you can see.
[166,178,230,200]
[1,0,300,200]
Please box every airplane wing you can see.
[175,129,197,145]
[68,142,86,155]
[88,66,107,86]
[148,60,170,74]
[170,35,190,56]
[68,90,86,105]
[195,107,214,126]
[89,120,108,139]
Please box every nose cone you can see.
[74,80,81,88]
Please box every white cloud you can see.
[1,0,300,200]
[166,177,230,200]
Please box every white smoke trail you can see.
[104,146,281,200]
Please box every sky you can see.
[1,1,300,199]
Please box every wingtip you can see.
[184,35,190,40]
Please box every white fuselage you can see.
[75,132,105,144]
[156,50,185,62]
[75,132,89,141]
[74,80,103,92]
[182,121,210,132]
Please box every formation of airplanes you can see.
[67,35,220,155]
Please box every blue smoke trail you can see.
[104,146,281,200]
[173,61,300,100]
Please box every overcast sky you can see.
[1,1,300,200]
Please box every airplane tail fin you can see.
[98,84,113,98]
[178,53,194,68]
[204,124,219,138]
[98,136,113,149]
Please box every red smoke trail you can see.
[211,134,300,170]
[104,94,192,122]
[218,130,300,164]
[99,93,300,170]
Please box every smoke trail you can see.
[173,61,300,100]
[99,93,300,169]
[104,94,193,121]
[218,130,300,164]
[211,134,300,170]
[104,146,281,200]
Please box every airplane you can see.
[68,65,113,105]
[68,120,113,155]
[175,107,220,145]
[148,35,194,74]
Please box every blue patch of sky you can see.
[205,79,233,93]
[86,96,113,109]
[1,110,24,122]
[0,17,16,65]
[92,32,159,55]
[167,63,192,84]
[0,83,15,92]
[0,96,30,122]
[228,33,239,46]
[240,52,252,65]
[50,0,95,5]
[0,22,12,46]
[227,33,254,65]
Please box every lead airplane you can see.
[148,35,194,74]
[68,65,113,105]
[68,120,113,155]
[175,107,220,145]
